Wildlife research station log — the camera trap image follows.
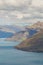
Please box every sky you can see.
[0,0,43,26]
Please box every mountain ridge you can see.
[15,30,43,52]
[15,21,43,52]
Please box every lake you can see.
[0,41,43,65]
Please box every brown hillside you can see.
[15,30,43,52]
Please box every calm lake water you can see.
[0,40,43,65]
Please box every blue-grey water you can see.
[0,40,43,65]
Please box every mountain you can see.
[6,31,29,41]
[15,21,43,52]
[6,21,43,42]
[6,28,38,41]
[0,25,15,33]
[0,25,25,38]
[0,30,14,38]
[15,30,43,52]
[3,25,25,32]
[25,21,43,30]
[0,25,25,33]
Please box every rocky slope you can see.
[15,21,43,52]
[15,30,43,52]
[26,21,43,30]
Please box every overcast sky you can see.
[0,0,43,25]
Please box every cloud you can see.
[32,0,43,7]
[0,0,43,25]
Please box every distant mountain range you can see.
[0,30,14,38]
[15,21,43,52]
[0,25,25,33]
[6,27,38,41]
[6,31,29,41]
[6,21,42,41]
[0,25,25,38]
[0,21,43,44]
